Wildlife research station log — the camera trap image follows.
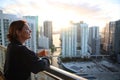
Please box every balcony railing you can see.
[0,45,87,80]
[0,45,6,71]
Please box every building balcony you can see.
[0,45,87,80]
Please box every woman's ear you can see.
[16,30,20,37]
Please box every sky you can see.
[0,0,120,32]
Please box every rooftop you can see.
[62,59,120,80]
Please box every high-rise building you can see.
[43,21,53,48]
[113,20,120,63]
[23,16,38,52]
[39,35,49,49]
[99,27,105,52]
[108,20,120,63]
[108,22,115,54]
[61,21,90,58]
[61,23,77,58]
[88,26,100,55]
[103,23,111,53]
[78,22,90,58]
[39,26,49,49]
[103,20,120,63]
[0,10,19,46]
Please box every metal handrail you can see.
[44,65,87,80]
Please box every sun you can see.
[52,19,70,32]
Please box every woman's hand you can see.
[37,50,48,57]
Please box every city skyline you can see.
[0,0,120,32]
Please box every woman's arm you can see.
[21,46,50,74]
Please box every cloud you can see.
[1,0,120,29]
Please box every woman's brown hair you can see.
[7,20,27,42]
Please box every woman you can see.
[4,20,50,80]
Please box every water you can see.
[51,33,61,67]
[51,48,61,67]
[53,33,60,47]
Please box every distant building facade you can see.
[61,21,90,58]
[113,20,120,63]
[61,23,77,58]
[39,35,49,49]
[43,21,53,48]
[78,22,90,58]
[103,23,110,52]
[0,10,19,46]
[108,20,120,63]
[88,26,100,55]
[39,26,49,49]
[103,20,120,63]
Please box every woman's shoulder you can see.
[7,43,27,51]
